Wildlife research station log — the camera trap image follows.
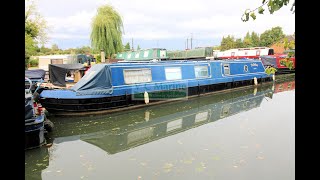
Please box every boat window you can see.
[123,68,152,84]
[165,67,182,80]
[127,53,132,59]
[223,64,230,75]
[195,66,209,78]
[135,52,140,58]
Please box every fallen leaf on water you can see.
[233,165,238,168]
[80,176,84,179]
[257,156,265,160]
[56,170,62,173]
[163,163,174,173]
[112,127,120,131]
[195,167,204,172]
[203,148,209,151]
[177,140,183,145]
[140,162,147,166]
[212,156,220,161]
[182,159,193,164]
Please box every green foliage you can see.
[95,54,101,63]
[137,45,141,50]
[243,32,253,47]
[25,0,48,45]
[75,46,92,54]
[258,7,265,14]
[281,37,295,69]
[265,66,277,75]
[260,26,285,47]
[90,5,124,58]
[213,46,221,50]
[124,42,131,51]
[251,32,260,47]
[25,21,39,38]
[280,59,294,70]
[250,12,256,20]
[242,0,294,22]
[25,33,37,58]
[220,35,236,51]
[29,58,39,67]
[235,38,243,48]
[51,44,59,51]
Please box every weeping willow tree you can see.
[91,5,124,60]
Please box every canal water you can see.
[25,74,295,180]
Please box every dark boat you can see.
[25,77,54,150]
[25,69,46,93]
[39,59,273,115]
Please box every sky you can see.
[33,0,295,50]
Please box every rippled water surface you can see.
[25,75,295,180]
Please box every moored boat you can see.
[39,59,273,115]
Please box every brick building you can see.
[270,35,295,54]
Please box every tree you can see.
[90,5,124,59]
[25,0,48,45]
[25,33,38,69]
[242,0,295,22]
[75,46,92,54]
[251,32,260,47]
[137,45,141,50]
[220,35,236,51]
[235,38,244,48]
[51,44,59,51]
[243,32,252,47]
[124,42,131,51]
[260,26,285,47]
[25,0,48,68]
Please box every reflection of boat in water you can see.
[50,82,279,154]
[274,80,295,94]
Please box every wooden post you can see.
[101,50,105,63]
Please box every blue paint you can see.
[40,59,270,99]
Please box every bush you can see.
[29,58,39,67]
[95,54,101,63]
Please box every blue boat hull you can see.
[39,60,272,115]
[40,78,272,115]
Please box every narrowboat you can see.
[260,50,295,73]
[167,47,213,60]
[25,77,54,150]
[116,48,168,61]
[25,69,46,93]
[39,59,273,115]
